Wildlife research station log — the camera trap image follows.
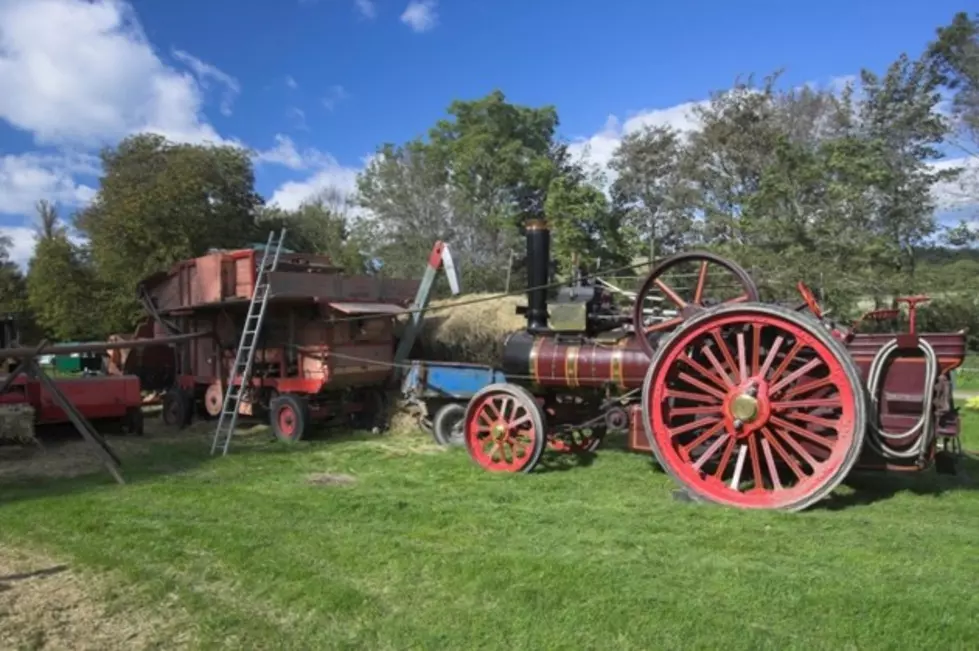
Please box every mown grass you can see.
[2,413,979,650]
[955,354,979,392]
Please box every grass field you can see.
[1,412,979,650]
[955,355,979,393]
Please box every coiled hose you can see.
[865,337,939,463]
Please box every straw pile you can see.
[400,293,527,364]
[0,404,36,444]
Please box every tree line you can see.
[1,11,978,346]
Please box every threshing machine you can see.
[460,219,967,511]
[129,241,421,441]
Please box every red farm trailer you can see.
[130,241,421,441]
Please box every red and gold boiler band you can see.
[525,336,651,389]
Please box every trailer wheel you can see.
[432,403,465,446]
[270,394,309,443]
[162,389,192,429]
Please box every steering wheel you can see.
[796,281,823,319]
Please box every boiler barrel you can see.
[502,331,651,389]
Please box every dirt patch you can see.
[306,472,357,486]
[0,547,195,651]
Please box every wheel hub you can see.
[492,422,508,440]
[724,381,769,437]
[730,394,759,423]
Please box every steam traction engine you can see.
[462,220,966,511]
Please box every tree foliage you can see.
[258,188,374,273]
[76,133,264,331]
[357,90,620,291]
[25,203,101,341]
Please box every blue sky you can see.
[0,0,975,267]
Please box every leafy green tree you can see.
[358,90,616,292]
[259,187,373,273]
[75,133,264,331]
[26,201,101,341]
[609,125,699,260]
[0,233,27,317]
[928,11,979,144]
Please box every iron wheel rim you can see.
[642,304,865,511]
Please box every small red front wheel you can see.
[464,383,547,473]
[270,394,310,443]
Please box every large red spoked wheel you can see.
[641,303,866,511]
[464,383,547,473]
[632,252,760,357]
[270,394,310,443]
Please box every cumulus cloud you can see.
[0,0,225,147]
[0,152,98,216]
[401,0,438,33]
[566,100,708,185]
[253,134,346,172]
[268,157,362,211]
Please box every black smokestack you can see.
[525,218,549,332]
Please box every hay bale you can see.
[402,293,527,364]
[0,404,36,445]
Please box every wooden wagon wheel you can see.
[631,251,760,357]
[640,303,866,511]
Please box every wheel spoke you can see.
[665,389,721,404]
[699,346,735,388]
[712,436,737,480]
[760,437,782,490]
[736,332,748,384]
[678,372,727,401]
[770,357,823,395]
[681,353,731,390]
[654,278,687,309]
[692,432,731,471]
[645,316,684,334]
[729,444,748,490]
[693,261,709,304]
[680,421,726,456]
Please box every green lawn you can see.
[955,355,979,392]
[2,413,979,650]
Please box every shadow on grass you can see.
[536,449,599,472]
[0,414,385,507]
[814,453,979,511]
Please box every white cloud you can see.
[355,0,376,19]
[0,0,224,147]
[254,134,344,172]
[285,75,298,90]
[0,226,36,270]
[929,156,979,213]
[0,152,98,216]
[171,49,240,117]
[400,0,438,33]
[322,85,349,111]
[267,152,365,211]
[566,100,708,183]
